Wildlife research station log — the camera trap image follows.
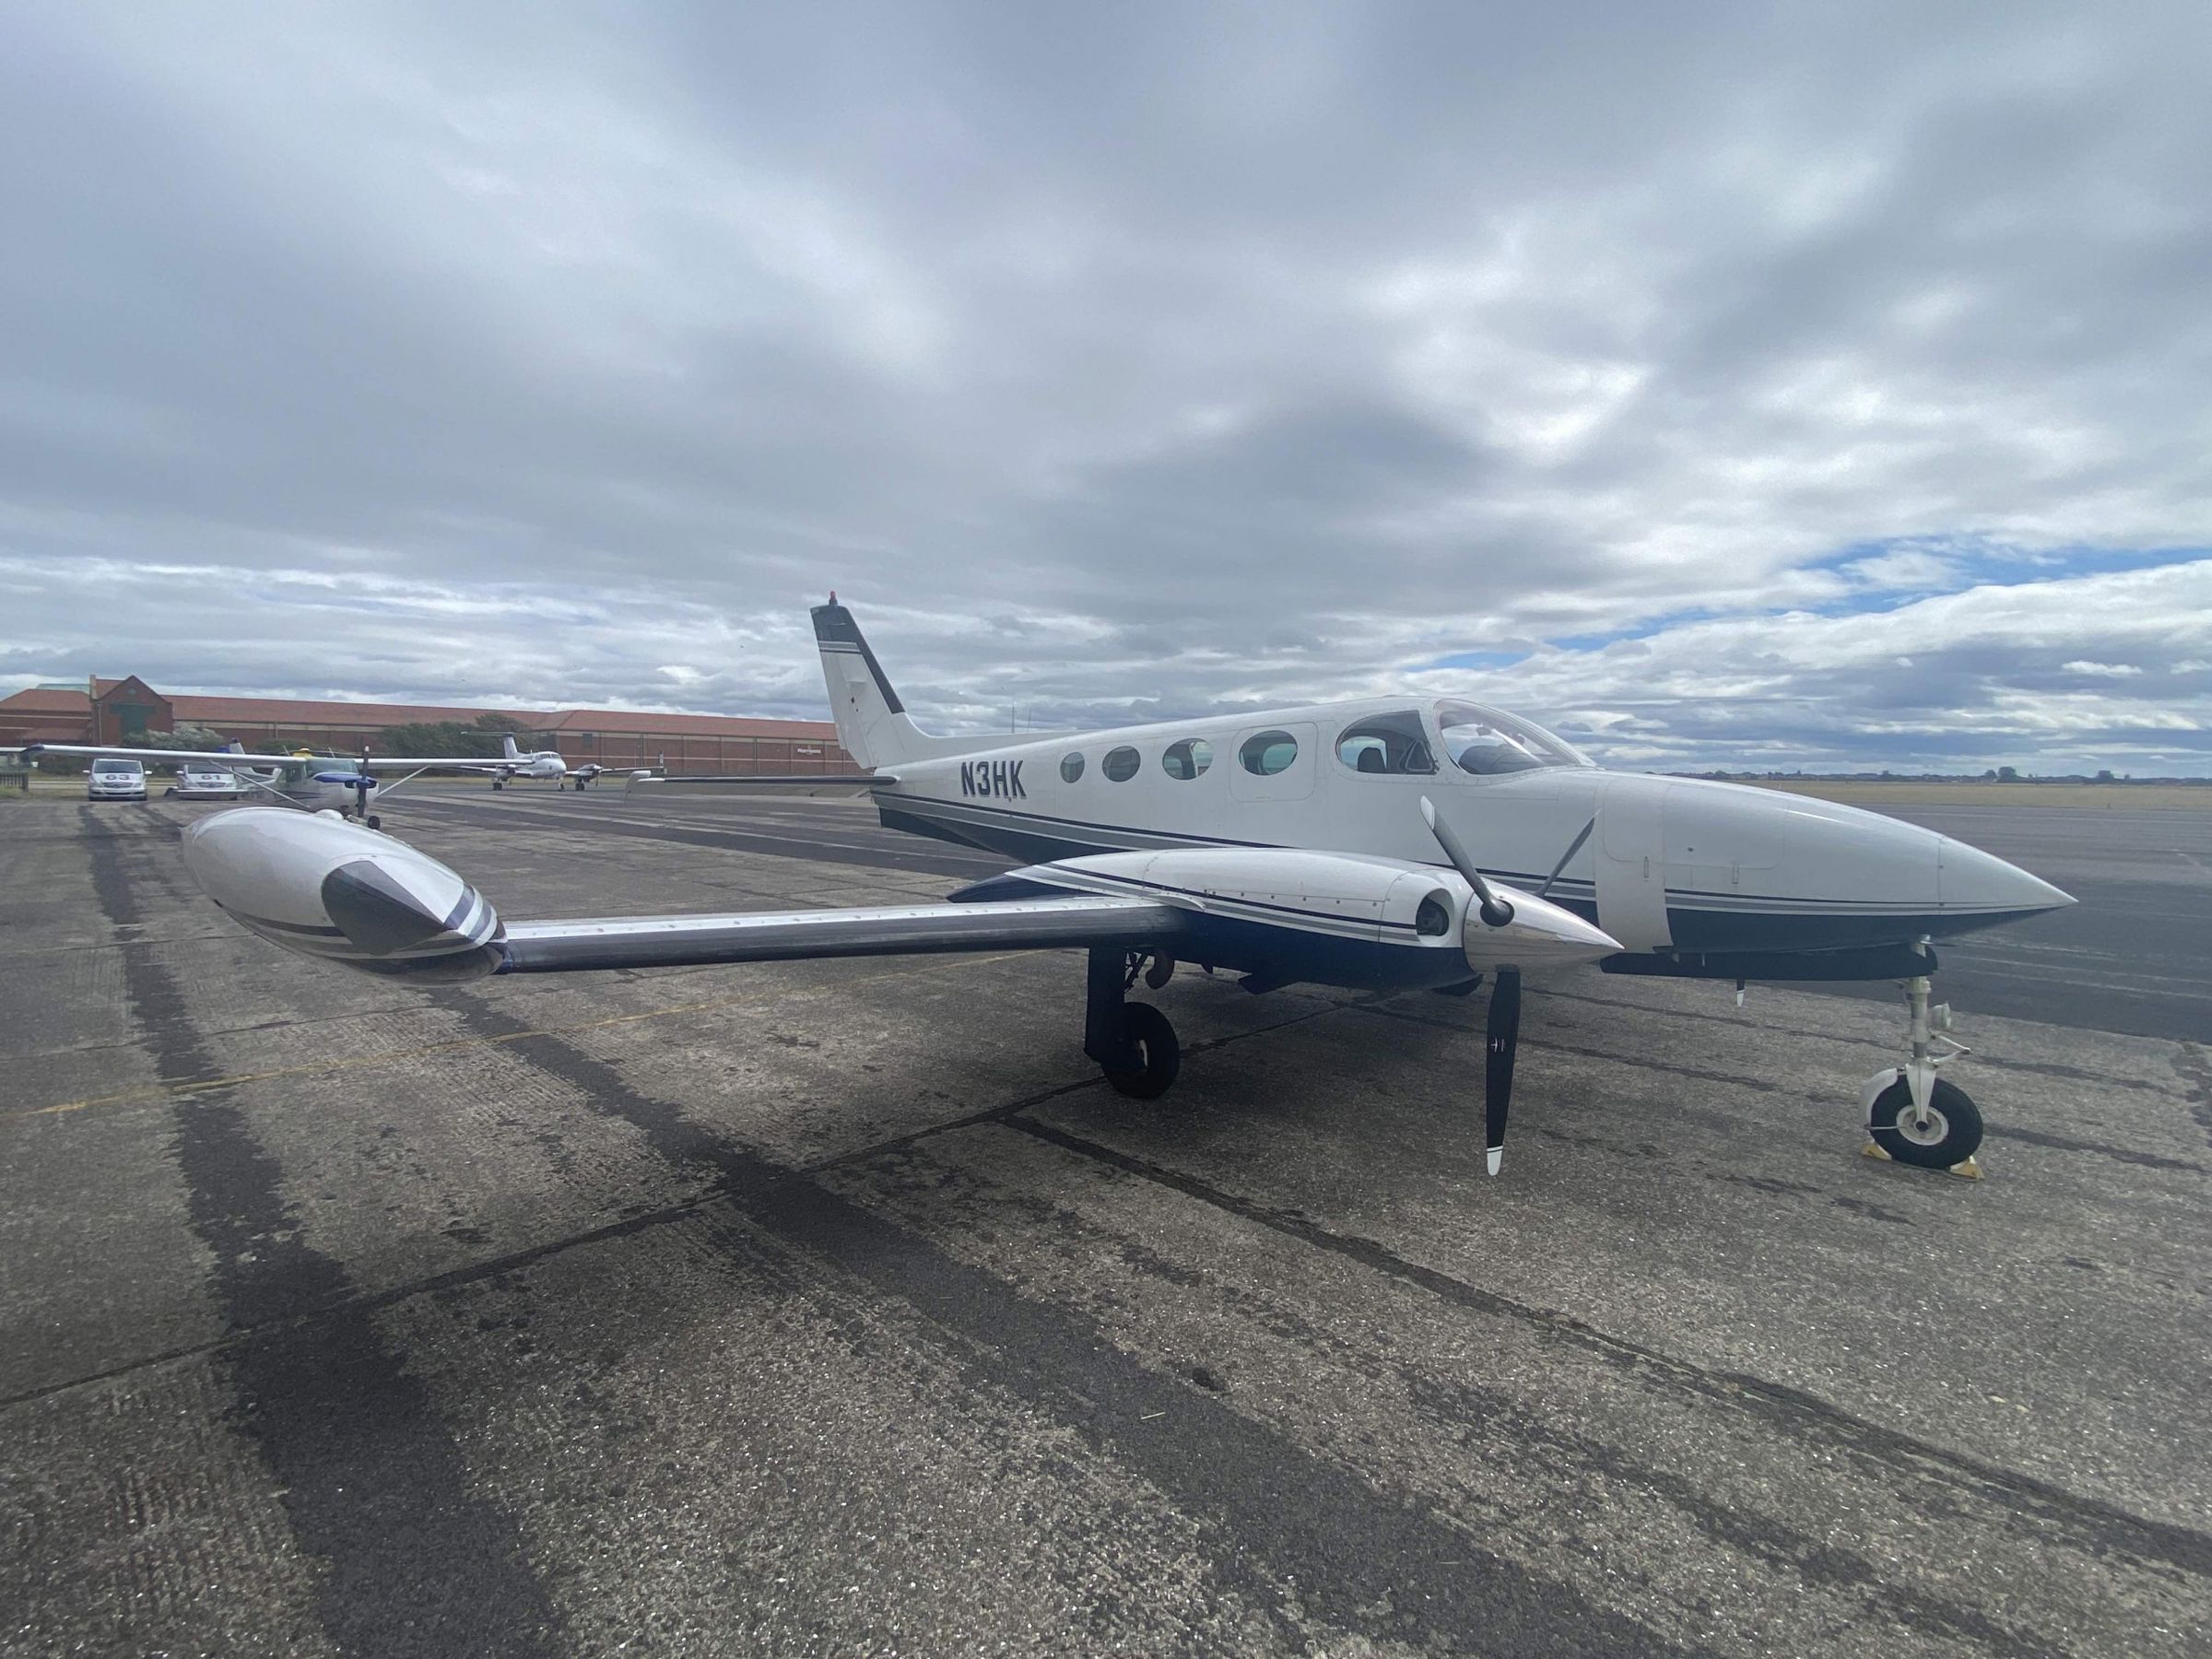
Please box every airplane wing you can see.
[626,773,884,794]
[172,807,1620,1172]
[175,807,1618,982]
[13,742,512,773]
[355,757,512,772]
[16,741,307,767]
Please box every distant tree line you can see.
[375,712,543,759]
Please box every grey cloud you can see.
[2,2,2209,769]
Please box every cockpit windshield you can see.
[1433,700,1591,776]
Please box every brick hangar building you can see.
[0,677,862,775]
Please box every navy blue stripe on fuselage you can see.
[883,791,1284,853]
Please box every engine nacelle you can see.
[996,847,1619,973]
[180,806,504,980]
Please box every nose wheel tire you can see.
[1103,1002,1181,1100]
[1866,1077,1983,1170]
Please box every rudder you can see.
[811,599,997,771]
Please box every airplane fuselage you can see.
[862,696,2066,974]
[500,751,567,782]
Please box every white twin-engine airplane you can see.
[488,734,622,790]
[161,599,2069,1177]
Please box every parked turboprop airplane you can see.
[490,734,571,788]
[137,599,2076,1176]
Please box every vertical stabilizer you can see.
[811,600,997,770]
[501,734,522,761]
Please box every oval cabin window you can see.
[1102,747,1141,782]
[1238,729,1300,775]
[1060,752,1085,783]
[1160,738,1213,780]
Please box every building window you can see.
[1160,738,1213,780]
[1060,752,1085,782]
[1238,730,1299,775]
[1102,746,1140,782]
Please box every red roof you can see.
[0,688,92,713]
[535,708,836,738]
[166,694,540,727]
[2,682,837,741]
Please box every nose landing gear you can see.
[1860,972,1983,1176]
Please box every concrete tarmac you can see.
[3,793,2208,1657]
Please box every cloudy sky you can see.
[4,2,2208,771]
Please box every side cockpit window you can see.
[1335,712,1435,775]
[1434,700,1590,775]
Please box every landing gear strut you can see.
[1861,972,1983,1175]
[1086,947,1181,1099]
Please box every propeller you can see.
[1419,797,1514,927]
[1485,969,1521,1176]
[1536,814,1597,901]
[1418,796,1529,1173]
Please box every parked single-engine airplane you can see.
[136,599,2077,1175]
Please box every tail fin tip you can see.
[810,599,904,715]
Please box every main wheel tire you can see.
[1867,1077,1983,1169]
[365,814,382,830]
[1104,1002,1181,1100]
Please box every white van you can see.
[169,762,244,801]
[88,759,147,801]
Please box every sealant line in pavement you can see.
[80,810,565,1659]
[400,794,1010,877]
[434,985,1685,1658]
[0,1182,730,1414]
[801,989,1359,1174]
[1348,999,2210,1173]
[2,993,1350,1409]
[1003,1114,2212,1585]
[4,952,1029,1124]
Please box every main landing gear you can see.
[1086,947,1182,1099]
[1860,972,1984,1177]
[1082,950,1528,1177]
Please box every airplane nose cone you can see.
[1937,838,2076,916]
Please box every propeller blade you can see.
[1419,796,1515,927]
[1536,814,1597,901]
[1484,967,1522,1175]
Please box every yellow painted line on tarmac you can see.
[6,952,1026,1124]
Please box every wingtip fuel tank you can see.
[180,807,506,980]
